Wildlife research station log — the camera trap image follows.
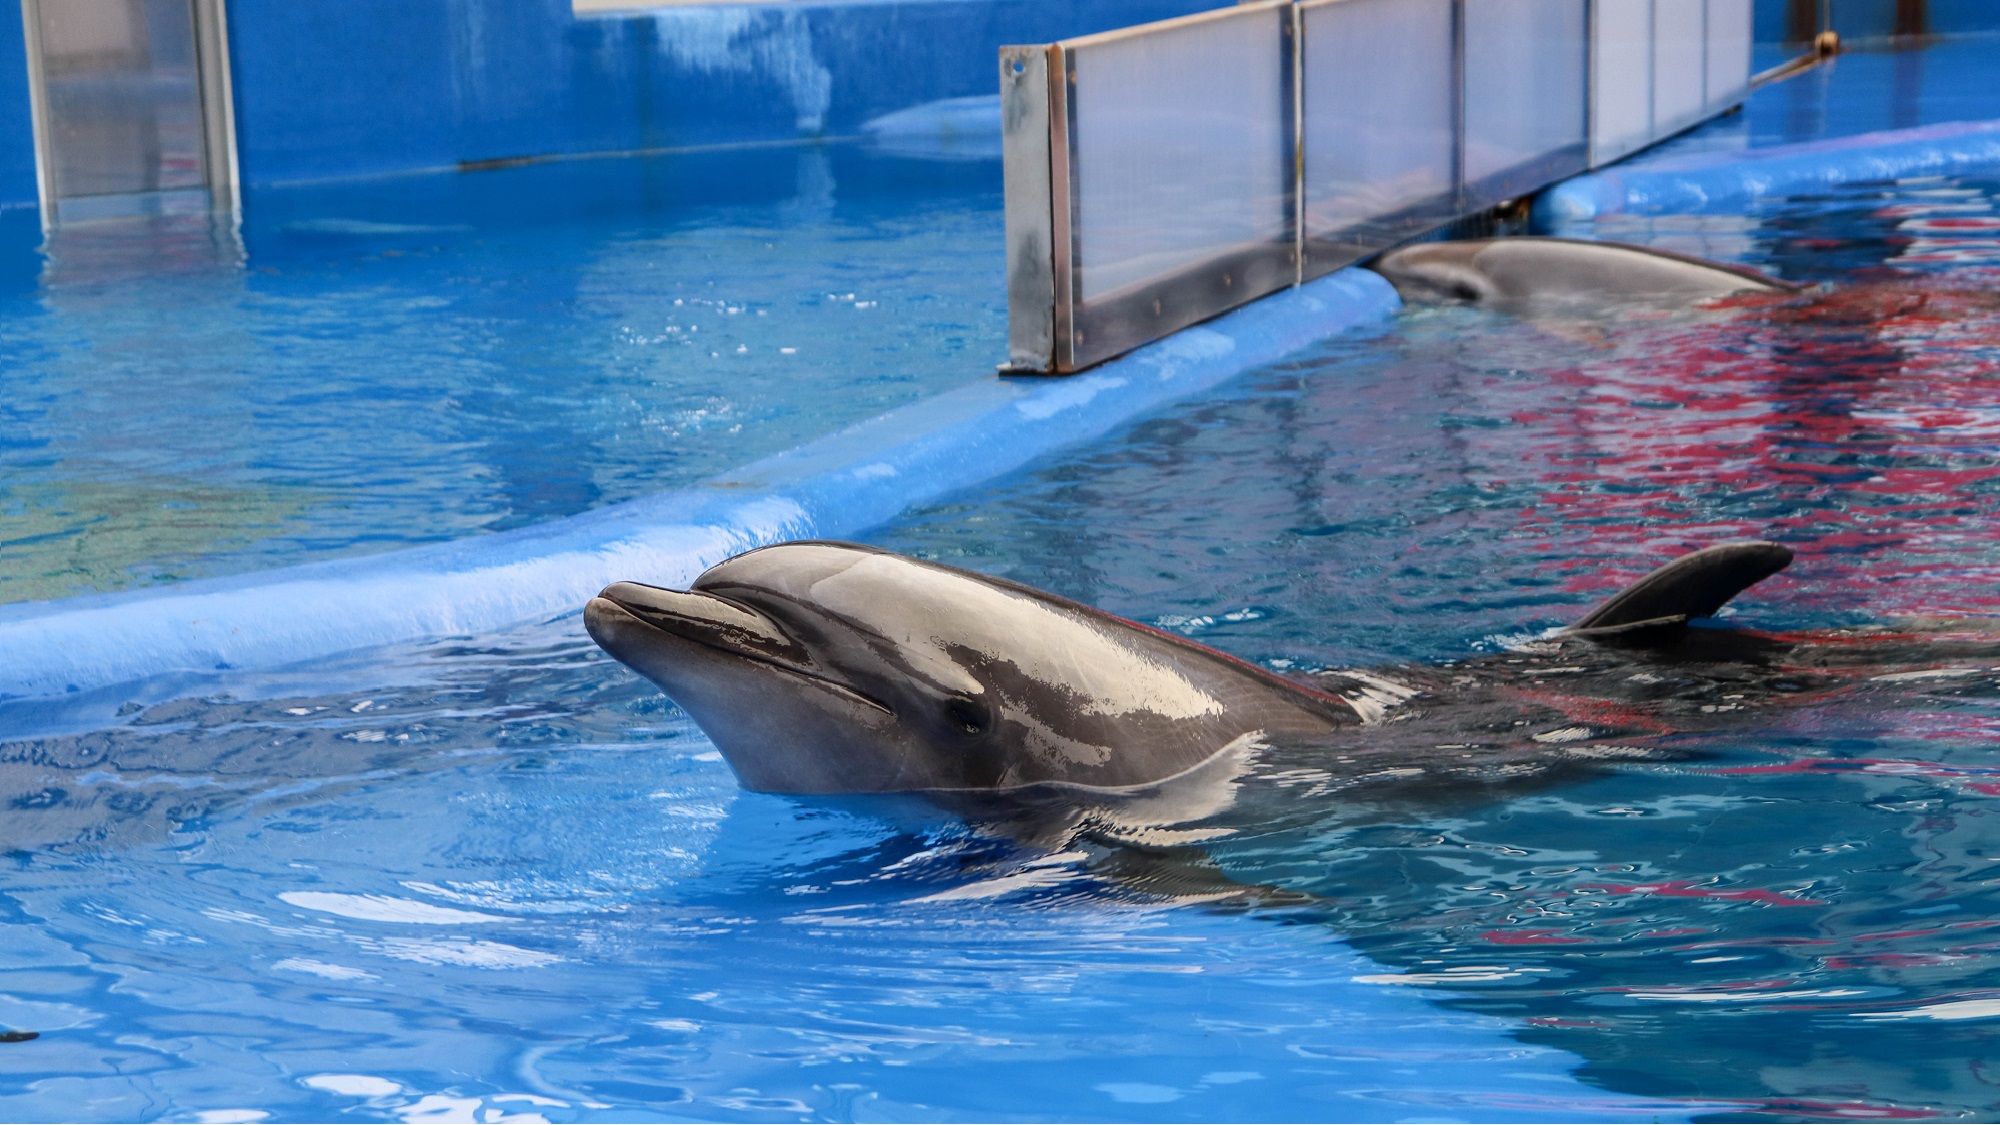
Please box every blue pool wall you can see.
[0,13,31,212]
[1754,0,2000,43]
[1,0,1999,214]
[0,0,1219,211]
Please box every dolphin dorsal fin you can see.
[1566,541,1793,637]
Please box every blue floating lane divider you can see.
[1538,118,2000,222]
[0,268,1400,703]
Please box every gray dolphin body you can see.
[585,539,1856,799]
[585,541,1354,793]
[1369,237,1800,306]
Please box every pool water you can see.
[0,147,1004,605]
[4,164,1999,1121]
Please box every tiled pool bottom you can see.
[5,170,2000,1121]
[0,147,1005,606]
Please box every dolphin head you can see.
[1369,241,1501,303]
[586,541,1348,794]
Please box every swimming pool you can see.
[0,163,1993,1119]
[6,43,2000,1125]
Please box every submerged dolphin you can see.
[582,539,1885,799]
[1369,236,1799,306]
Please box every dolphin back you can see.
[1371,237,1799,305]
[1567,541,1794,637]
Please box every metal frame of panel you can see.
[19,0,239,227]
[191,0,239,216]
[1297,0,1461,282]
[1001,45,1054,372]
[17,0,49,226]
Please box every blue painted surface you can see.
[0,4,34,211]
[0,267,1399,705]
[1541,117,2000,219]
[1539,30,2000,221]
[225,0,1224,187]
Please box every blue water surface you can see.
[1,166,1997,1122]
[0,146,1003,604]
[5,36,2000,1125]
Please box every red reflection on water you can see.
[1581,880,1828,906]
[1453,272,2000,618]
[1738,1098,1940,1120]
[1481,928,1589,945]
[1704,754,2000,797]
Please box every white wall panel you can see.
[1300,0,1456,273]
[1070,8,1289,301]
[1652,0,1707,135]
[1704,0,1753,111]
[1462,0,1590,204]
[1592,0,1656,166]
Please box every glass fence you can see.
[1591,0,1756,167]
[1298,0,1457,280]
[1006,1,1296,373]
[1005,0,1754,373]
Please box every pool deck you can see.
[1543,31,2000,221]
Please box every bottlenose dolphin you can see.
[1369,237,1800,306]
[581,539,1895,800]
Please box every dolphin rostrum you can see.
[1369,236,1800,306]
[581,539,1880,799]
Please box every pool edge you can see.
[0,267,1399,704]
[1537,117,2000,222]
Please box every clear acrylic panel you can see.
[1652,0,1707,134]
[36,0,207,199]
[1068,3,1291,303]
[1591,0,1655,166]
[1704,0,1752,110]
[1299,0,1456,276]
[1461,0,1589,205]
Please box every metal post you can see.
[192,0,240,218]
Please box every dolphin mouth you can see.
[588,582,893,715]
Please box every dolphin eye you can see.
[945,699,989,736]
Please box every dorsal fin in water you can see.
[1566,541,1793,639]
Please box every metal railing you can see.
[1003,0,1753,374]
